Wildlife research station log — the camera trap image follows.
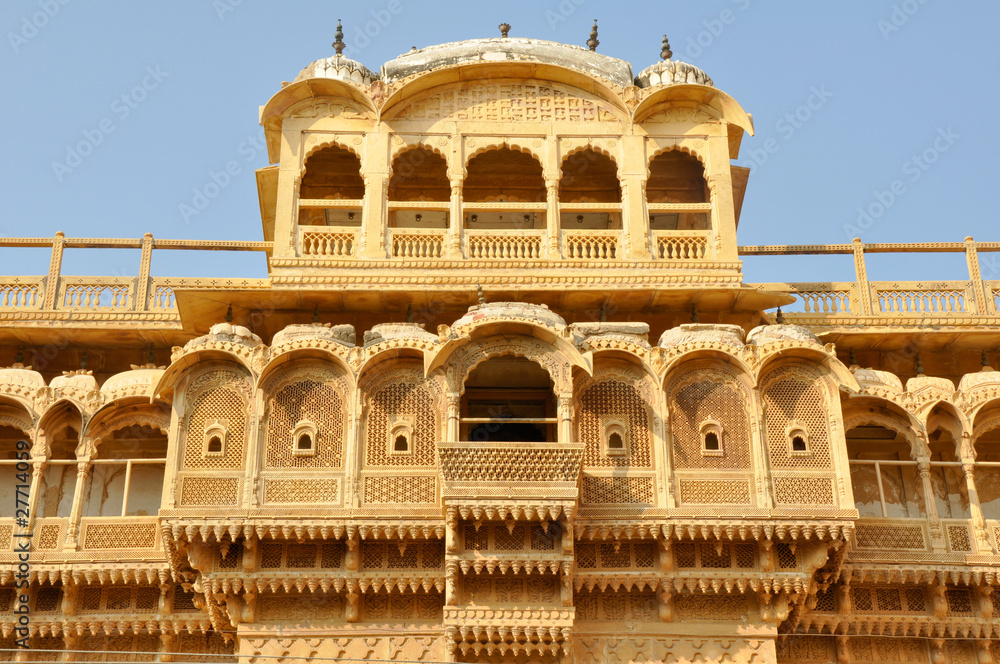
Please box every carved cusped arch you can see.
[258,347,355,392]
[842,400,926,459]
[82,404,171,458]
[463,140,548,176]
[154,348,258,403]
[361,363,443,470]
[389,138,451,170]
[441,335,585,395]
[0,402,34,441]
[753,347,859,392]
[179,365,253,472]
[575,360,658,469]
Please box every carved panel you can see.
[181,369,251,470]
[678,478,751,504]
[263,478,339,504]
[668,368,752,469]
[179,476,239,506]
[576,590,658,622]
[581,475,654,505]
[761,367,832,469]
[264,366,347,469]
[392,81,619,123]
[363,475,437,504]
[82,522,157,549]
[773,476,834,505]
[578,376,653,468]
[364,368,439,468]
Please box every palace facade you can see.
[0,24,999,664]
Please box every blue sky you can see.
[1,1,996,285]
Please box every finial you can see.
[775,307,785,324]
[587,20,599,52]
[225,305,233,323]
[80,350,88,371]
[690,304,699,324]
[312,304,320,324]
[660,35,672,60]
[405,304,414,323]
[477,284,486,306]
[915,354,924,376]
[333,19,346,56]
[499,23,511,38]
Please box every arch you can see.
[559,148,621,205]
[358,346,430,385]
[381,63,630,124]
[361,361,443,469]
[83,403,171,457]
[153,350,257,403]
[299,144,365,201]
[257,348,355,392]
[177,365,253,473]
[924,402,969,457]
[435,334,589,395]
[972,399,1000,440]
[37,399,84,457]
[634,84,754,136]
[388,145,451,204]
[0,399,34,438]
[575,359,658,469]
[841,397,925,459]
[758,362,835,474]
[659,347,755,385]
[755,348,860,393]
[585,350,658,390]
[389,140,450,171]
[463,147,546,204]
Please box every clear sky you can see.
[1,1,996,285]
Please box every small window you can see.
[204,421,228,457]
[389,422,414,456]
[786,423,811,456]
[291,420,318,457]
[700,420,724,456]
[704,432,720,450]
[603,421,627,455]
[207,437,222,453]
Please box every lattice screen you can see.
[363,475,436,504]
[77,585,161,614]
[359,541,444,571]
[761,369,831,469]
[257,540,345,570]
[364,592,443,621]
[461,523,557,553]
[674,593,747,621]
[463,576,558,606]
[668,370,751,469]
[578,378,651,468]
[265,369,346,469]
[575,590,658,622]
[672,541,757,570]
[678,478,751,504]
[181,370,250,470]
[581,475,654,505]
[575,541,658,569]
[364,369,438,468]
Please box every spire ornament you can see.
[587,20,599,52]
[660,35,672,60]
[499,23,511,38]
[333,19,346,56]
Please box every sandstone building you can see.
[0,24,998,663]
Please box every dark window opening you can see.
[207,436,222,453]
[297,434,313,451]
[608,432,624,450]
[394,434,409,452]
[704,432,720,451]
[792,436,807,452]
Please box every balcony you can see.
[465,229,545,260]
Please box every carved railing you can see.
[299,227,357,257]
[874,282,969,314]
[0,277,43,309]
[653,231,709,260]
[390,228,446,258]
[59,277,134,309]
[744,238,1000,321]
[562,230,619,260]
[465,230,544,260]
[438,442,584,485]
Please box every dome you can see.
[381,37,635,89]
[294,55,378,86]
[635,36,713,88]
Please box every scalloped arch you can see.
[842,402,925,458]
[633,84,754,135]
[258,349,356,392]
[84,405,171,450]
[390,140,451,169]
[659,347,754,385]
[464,142,546,174]
[444,336,573,395]
[560,144,620,171]
[647,144,708,171]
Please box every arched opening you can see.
[0,418,31,518]
[298,145,364,227]
[462,356,555,442]
[207,436,222,453]
[463,148,545,230]
[38,403,82,519]
[704,431,720,451]
[388,147,450,229]
[974,403,1000,520]
[82,422,167,518]
[791,435,807,452]
[296,433,313,451]
[393,434,409,452]
[559,149,621,230]
[926,407,971,520]
[646,151,709,231]
[846,423,923,518]
[608,432,624,450]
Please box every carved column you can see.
[962,457,991,553]
[557,393,574,444]
[917,458,946,552]
[42,232,65,310]
[24,454,46,544]
[852,238,874,315]
[448,179,464,259]
[965,236,990,315]
[445,560,459,605]
[135,232,154,311]
[620,135,649,259]
[360,173,389,258]
[446,392,460,443]
[545,178,561,258]
[753,401,774,508]
[63,459,91,549]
